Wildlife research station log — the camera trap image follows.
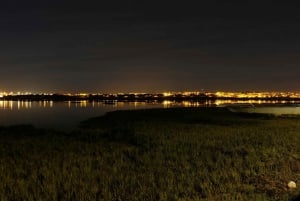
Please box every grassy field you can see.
[1,107,300,200]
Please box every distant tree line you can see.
[1,93,300,102]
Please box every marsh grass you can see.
[1,108,300,200]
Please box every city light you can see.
[0,91,300,100]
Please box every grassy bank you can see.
[1,108,300,200]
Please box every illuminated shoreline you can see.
[1,91,300,101]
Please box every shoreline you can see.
[1,107,300,200]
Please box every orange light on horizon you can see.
[163,92,172,97]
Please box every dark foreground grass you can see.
[1,107,300,201]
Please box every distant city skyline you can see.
[2,89,300,95]
[2,90,300,98]
[1,1,300,92]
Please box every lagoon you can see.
[0,99,295,129]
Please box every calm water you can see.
[0,99,294,130]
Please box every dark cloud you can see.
[0,0,300,92]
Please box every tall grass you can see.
[1,108,300,200]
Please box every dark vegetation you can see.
[2,93,300,102]
[1,108,300,200]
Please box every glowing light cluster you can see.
[163,92,172,97]
[215,91,300,99]
[1,90,300,100]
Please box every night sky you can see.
[1,0,300,93]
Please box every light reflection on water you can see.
[0,99,297,130]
